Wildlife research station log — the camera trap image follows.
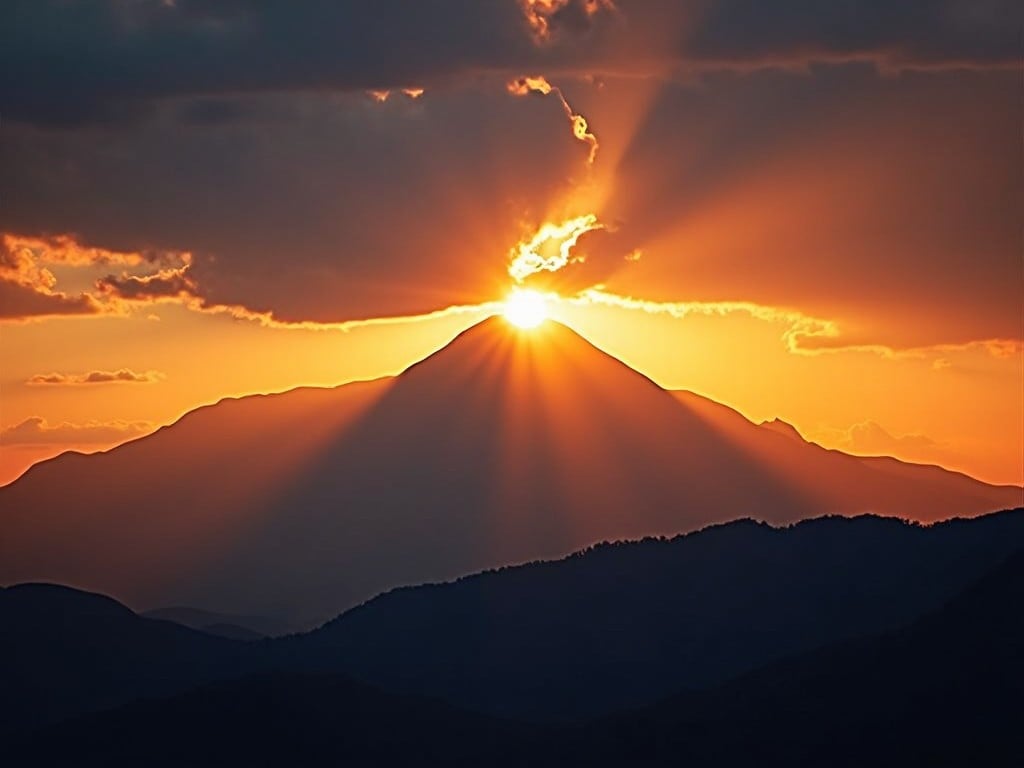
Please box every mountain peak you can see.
[760,417,804,441]
[400,313,663,393]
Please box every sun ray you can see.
[503,289,550,329]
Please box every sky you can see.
[1,0,1021,487]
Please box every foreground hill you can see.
[140,606,296,639]
[581,549,1024,767]
[285,508,1024,719]
[10,546,1023,767]
[1,317,1019,626]
[0,584,244,734]
[2,510,1021,735]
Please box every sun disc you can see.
[504,290,548,329]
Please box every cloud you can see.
[1,82,582,323]
[0,417,153,446]
[0,279,104,321]
[27,369,165,386]
[0,235,106,320]
[0,12,1018,353]
[803,419,975,475]
[508,75,599,164]
[808,421,970,471]
[572,289,1023,360]
[2,233,148,268]
[576,66,1021,350]
[521,225,639,294]
[0,1,1015,127]
[520,0,617,43]
[509,214,604,282]
[834,421,940,454]
[0,232,196,322]
[96,263,199,303]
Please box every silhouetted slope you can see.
[141,606,295,638]
[11,547,1023,767]
[583,549,1024,767]
[5,511,1021,737]
[284,509,1024,720]
[7,674,545,768]
[674,389,1022,520]
[0,584,247,734]
[1,318,1019,628]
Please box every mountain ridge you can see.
[3,509,1022,761]
[0,316,1019,626]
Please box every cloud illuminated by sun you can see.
[503,289,549,329]
[508,214,603,283]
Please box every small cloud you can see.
[811,421,949,464]
[520,0,617,43]
[984,340,1021,359]
[841,421,939,453]
[26,368,164,386]
[95,262,198,303]
[0,417,152,446]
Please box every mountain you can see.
[10,542,1023,767]
[579,548,1024,767]
[0,583,247,734]
[671,389,1016,516]
[6,674,536,768]
[282,509,1024,720]
[7,511,1019,735]
[0,317,1019,626]
[141,606,296,639]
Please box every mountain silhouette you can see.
[0,583,246,734]
[283,508,1024,720]
[2,510,1021,738]
[0,317,1019,626]
[7,673,534,768]
[9,540,1023,767]
[140,606,296,639]
[579,548,1024,767]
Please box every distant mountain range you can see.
[3,509,1022,734]
[0,583,244,733]
[140,606,295,640]
[4,511,1022,766]
[1,317,1019,627]
[282,508,1024,720]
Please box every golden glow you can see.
[503,290,549,329]
[507,76,553,96]
[2,70,1021,495]
[508,214,603,282]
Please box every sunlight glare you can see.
[504,290,549,329]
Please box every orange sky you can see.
[2,284,1020,487]
[1,2,1020,489]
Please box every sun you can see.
[503,289,549,329]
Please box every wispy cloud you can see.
[0,417,153,446]
[571,288,1023,359]
[27,369,164,386]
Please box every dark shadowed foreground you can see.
[3,511,1023,766]
[8,548,1023,767]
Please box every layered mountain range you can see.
[1,317,1018,626]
